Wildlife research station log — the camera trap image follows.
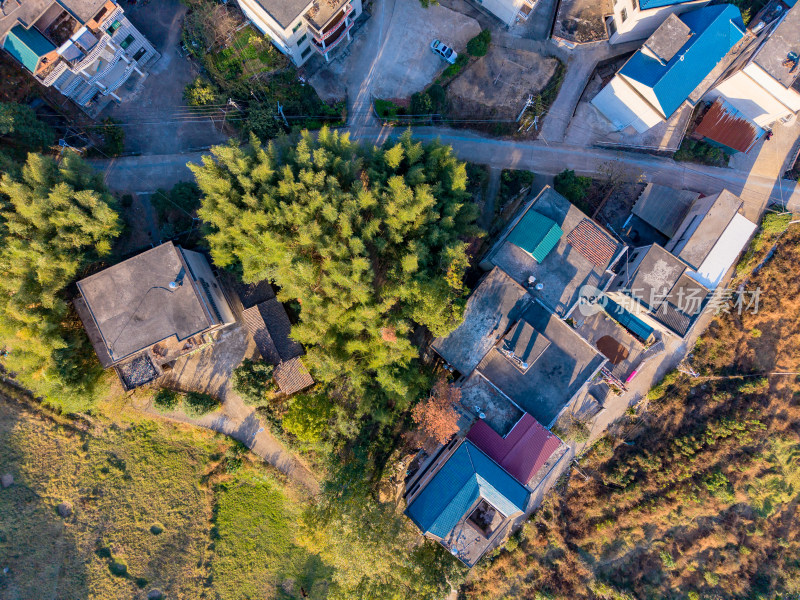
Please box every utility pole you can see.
[277,101,288,127]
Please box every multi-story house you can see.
[474,0,538,27]
[1,0,159,117]
[606,0,710,44]
[703,1,800,130]
[234,0,362,66]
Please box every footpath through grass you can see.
[0,398,327,599]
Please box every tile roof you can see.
[274,357,314,395]
[241,299,302,363]
[695,98,765,153]
[507,210,564,263]
[467,414,563,485]
[620,4,745,118]
[632,184,699,238]
[406,440,530,539]
[4,25,55,73]
[242,305,281,364]
[566,219,618,267]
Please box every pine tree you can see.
[191,128,480,423]
[0,151,121,408]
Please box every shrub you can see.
[703,570,720,586]
[554,169,592,205]
[184,77,217,106]
[231,359,275,406]
[153,388,180,412]
[674,139,729,167]
[467,29,491,57]
[282,393,335,443]
[94,118,125,157]
[109,558,128,577]
[442,54,468,79]
[182,391,219,417]
[660,550,676,569]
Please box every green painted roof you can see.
[507,210,563,263]
[4,25,56,73]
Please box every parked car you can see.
[430,39,457,65]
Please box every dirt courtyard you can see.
[447,46,560,121]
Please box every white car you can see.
[430,39,457,65]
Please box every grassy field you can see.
[460,219,800,599]
[0,398,328,600]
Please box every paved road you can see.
[96,126,800,216]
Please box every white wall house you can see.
[474,0,538,27]
[606,0,709,44]
[236,0,362,66]
[704,3,800,129]
[591,5,745,133]
[1,1,159,117]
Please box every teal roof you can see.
[604,297,654,342]
[406,440,530,539]
[619,4,744,119]
[4,25,56,73]
[507,209,563,263]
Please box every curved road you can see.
[97,126,800,218]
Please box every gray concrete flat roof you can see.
[77,242,213,362]
[62,0,107,23]
[633,183,699,238]
[2,0,54,38]
[753,5,800,88]
[477,301,606,427]
[252,0,310,29]
[644,14,693,63]
[669,190,741,269]
[486,187,623,316]
[432,267,529,376]
[615,244,686,311]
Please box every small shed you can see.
[506,210,563,263]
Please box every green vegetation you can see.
[183,76,217,106]
[150,388,219,417]
[0,101,54,151]
[735,210,791,277]
[152,181,201,238]
[674,138,730,167]
[192,128,479,431]
[460,223,800,600]
[554,169,592,205]
[153,388,180,412]
[182,1,344,136]
[374,98,406,120]
[467,29,492,57]
[0,151,121,411]
[93,117,125,157]
[231,358,275,406]
[499,169,535,200]
[410,84,447,117]
[516,61,566,133]
[442,54,469,79]
[0,398,330,599]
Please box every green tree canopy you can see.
[0,102,54,151]
[0,151,121,408]
[191,128,479,419]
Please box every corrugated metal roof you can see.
[566,219,618,267]
[4,25,56,73]
[406,441,529,538]
[620,5,745,118]
[467,413,562,485]
[632,183,699,238]
[604,297,655,342]
[695,98,766,153]
[507,210,563,263]
[640,0,697,9]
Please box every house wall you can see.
[608,0,709,44]
[705,71,797,128]
[473,0,524,27]
[236,0,361,66]
[180,249,237,326]
[590,75,664,132]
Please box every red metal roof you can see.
[695,98,765,154]
[566,219,618,267]
[467,413,563,486]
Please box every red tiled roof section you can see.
[695,98,763,154]
[566,219,618,267]
[274,357,314,395]
[467,413,562,485]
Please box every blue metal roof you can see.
[604,297,654,342]
[406,440,530,539]
[3,25,56,73]
[639,0,695,9]
[619,4,745,119]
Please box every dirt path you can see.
[480,166,501,229]
[144,386,320,496]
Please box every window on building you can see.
[620,8,628,21]
[301,46,311,59]
[608,17,617,35]
[107,20,121,34]
[297,33,307,46]
[292,22,302,33]
[120,34,135,49]
[632,0,639,10]
[93,6,108,23]
[132,47,147,61]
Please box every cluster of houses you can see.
[591,0,800,151]
[404,183,757,565]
